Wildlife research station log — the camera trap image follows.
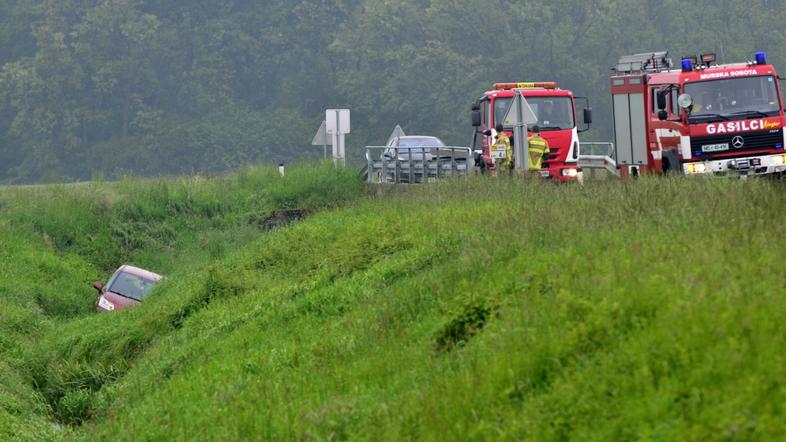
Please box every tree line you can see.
[1,0,784,182]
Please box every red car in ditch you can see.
[93,265,163,312]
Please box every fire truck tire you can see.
[661,150,682,175]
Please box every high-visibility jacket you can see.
[494,132,512,170]
[527,134,550,170]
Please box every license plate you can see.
[540,171,550,177]
[702,143,729,152]
[98,297,114,311]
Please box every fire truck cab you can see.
[611,51,786,177]
[471,82,592,181]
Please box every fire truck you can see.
[611,51,786,177]
[470,82,592,181]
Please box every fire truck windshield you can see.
[685,75,782,122]
[493,96,575,130]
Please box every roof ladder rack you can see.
[614,51,672,74]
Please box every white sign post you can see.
[502,92,538,172]
[326,109,350,167]
[311,120,332,159]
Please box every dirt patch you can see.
[249,208,310,231]
[435,300,497,353]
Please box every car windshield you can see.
[396,137,444,148]
[108,271,157,302]
[685,75,782,122]
[493,96,575,130]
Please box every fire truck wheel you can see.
[661,150,682,176]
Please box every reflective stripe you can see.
[528,136,550,169]
[680,136,691,160]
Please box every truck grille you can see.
[692,129,783,157]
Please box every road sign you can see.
[326,109,350,134]
[502,93,538,126]
[490,142,507,159]
[326,109,350,166]
[501,92,538,172]
[385,125,405,146]
[311,120,332,145]
[311,120,331,159]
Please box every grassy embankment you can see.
[0,163,362,439]
[2,167,786,441]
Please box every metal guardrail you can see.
[365,146,472,184]
[578,142,619,177]
[579,142,615,158]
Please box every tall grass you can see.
[0,162,363,439]
[3,171,786,440]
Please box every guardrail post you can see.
[396,147,401,184]
[382,148,388,184]
[366,149,373,184]
[407,147,412,184]
[451,148,456,177]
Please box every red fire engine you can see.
[611,51,786,177]
[471,82,592,181]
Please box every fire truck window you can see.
[493,98,512,128]
[527,97,575,130]
[685,76,780,119]
[650,88,658,114]
[671,88,680,115]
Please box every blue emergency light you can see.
[681,58,693,72]
[755,51,767,65]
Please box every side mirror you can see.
[583,108,593,125]
[656,91,668,110]
[93,281,104,292]
[471,110,481,127]
[658,110,668,121]
[677,93,693,109]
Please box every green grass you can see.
[2,169,786,440]
[0,162,362,439]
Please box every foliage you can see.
[2,1,786,182]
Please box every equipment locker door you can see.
[613,93,647,165]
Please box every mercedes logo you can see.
[732,136,745,149]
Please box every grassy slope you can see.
[0,163,362,440]
[2,171,786,440]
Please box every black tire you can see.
[661,150,682,176]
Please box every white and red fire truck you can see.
[471,82,592,181]
[611,51,786,177]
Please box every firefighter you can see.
[480,127,498,175]
[527,125,550,172]
[540,100,555,125]
[492,124,513,175]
